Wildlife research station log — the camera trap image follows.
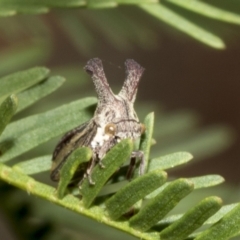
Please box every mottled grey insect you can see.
[50,58,145,185]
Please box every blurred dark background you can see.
[0,2,240,239]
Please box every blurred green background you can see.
[0,1,240,239]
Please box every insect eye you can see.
[140,123,146,134]
[104,123,116,136]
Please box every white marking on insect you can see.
[91,126,110,148]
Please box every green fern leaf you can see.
[0,94,18,136]
[139,3,225,49]
[0,67,240,240]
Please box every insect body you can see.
[51,58,145,185]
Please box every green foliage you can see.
[167,0,240,24]
[57,147,92,199]
[0,95,18,135]
[13,155,51,175]
[160,196,222,240]
[139,112,154,170]
[106,169,167,220]
[0,2,240,239]
[129,178,194,231]
[81,139,134,208]
[0,67,239,240]
[0,67,49,103]
[0,1,240,48]
[139,3,225,49]
[148,152,193,171]
[16,76,65,113]
[195,202,240,240]
[0,95,95,162]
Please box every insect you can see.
[50,58,145,185]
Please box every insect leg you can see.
[132,150,145,175]
[84,152,103,186]
[126,157,136,180]
[98,160,105,169]
[86,158,97,185]
[126,150,145,180]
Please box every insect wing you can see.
[51,121,95,181]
